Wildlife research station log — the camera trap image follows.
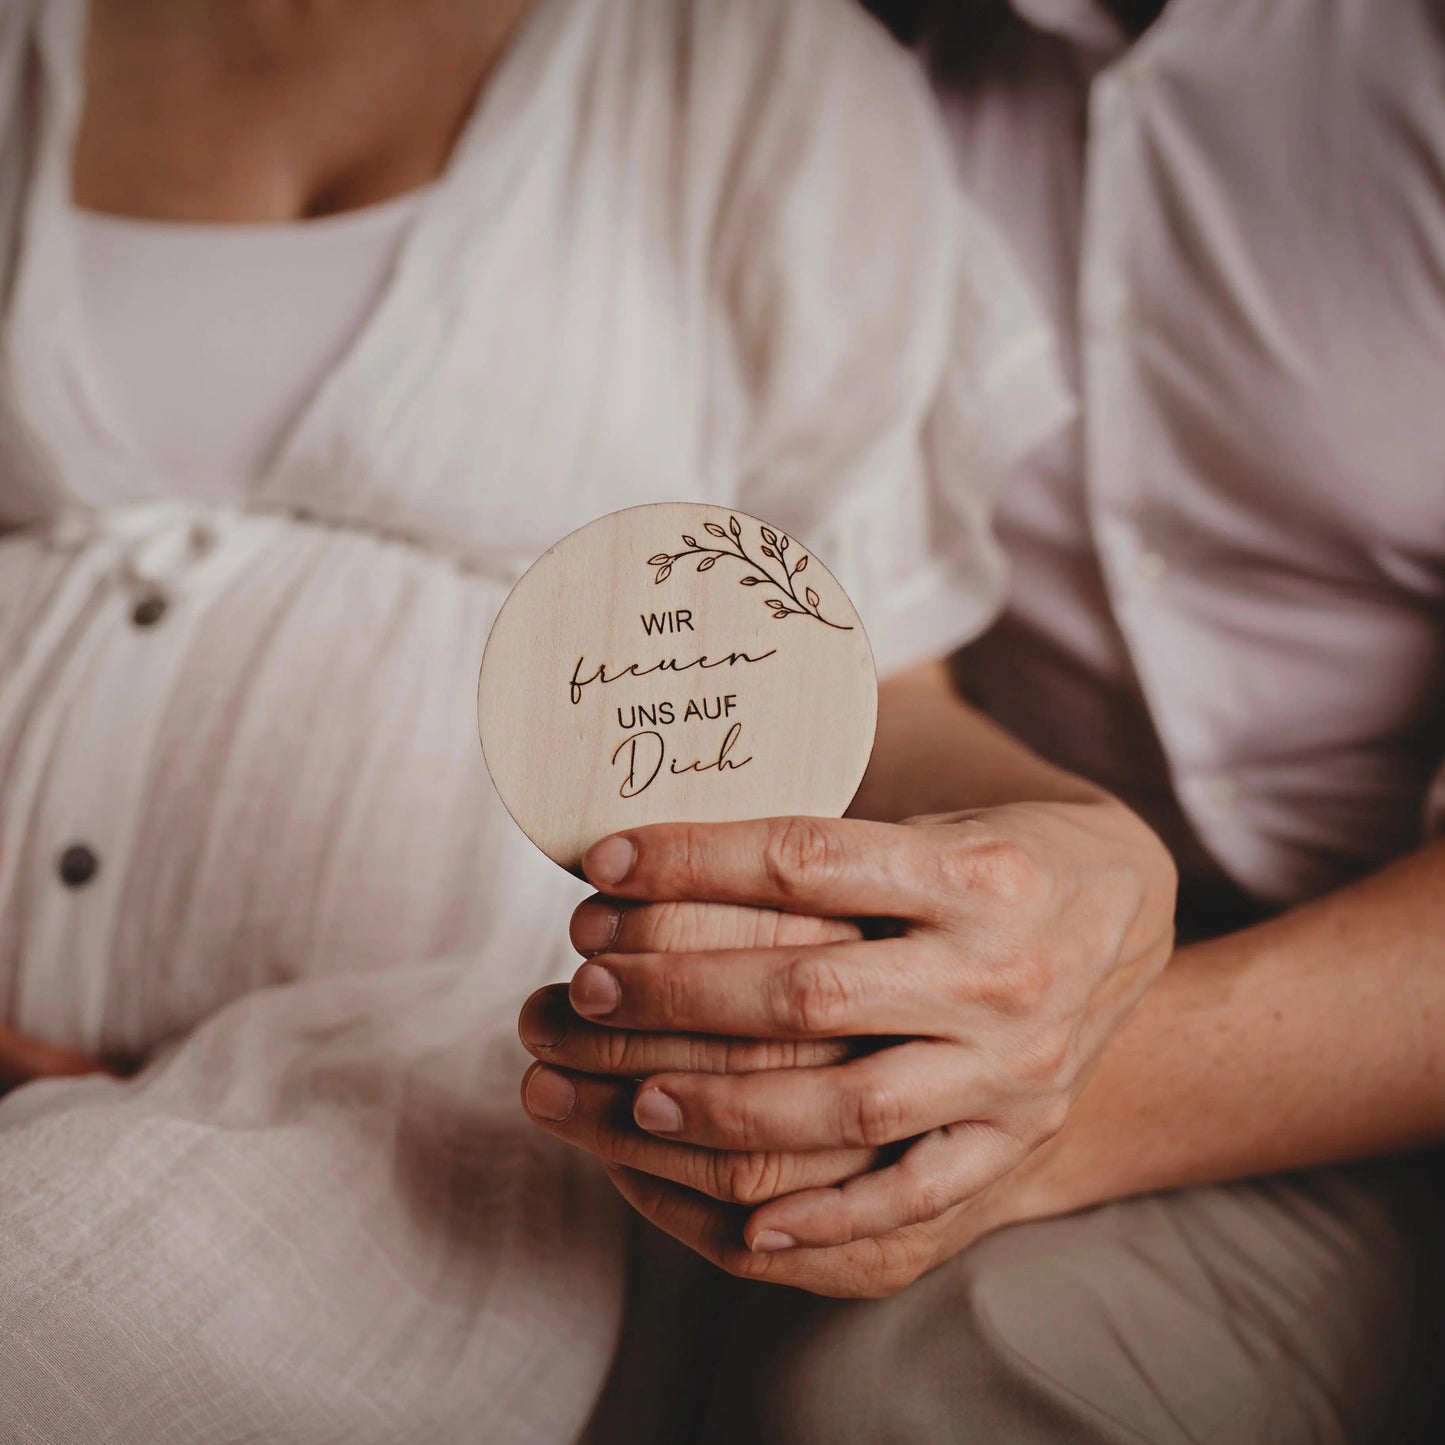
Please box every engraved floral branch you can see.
[647,515,853,629]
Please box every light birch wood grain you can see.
[478,502,877,874]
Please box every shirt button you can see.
[58,843,100,889]
[1137,551,1168,585]
[132,592,168,628]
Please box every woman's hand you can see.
[0,1021,111,1094]
[523,801,1174,1261]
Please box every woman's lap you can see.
[0,963,626,1444]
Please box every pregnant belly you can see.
[0,509,578,1056]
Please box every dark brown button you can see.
[132,593,168,628]
[58,844,99,889]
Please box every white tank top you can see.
[70,188,429,501]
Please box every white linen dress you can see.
[0,0,1068,1437]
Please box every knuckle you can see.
[657,960,693,1026]
[776,954,852,1036]
[762,817,839,903]
[597,1028,635,1073]
[911,1170,958,1224]
[723,1247,778,1283]
[717,1150,785,1205]
[1033,1091,1072,1143]
[850,1238,919,1300]
[847,1081,908,1148]
[977,951,1053,1017]
[1007,952,1054,1014]
[722,1038,786,1072]
[665,826,711,895]
[640,900,694,951]
[1016,1025,1073,1092]
[721,1037,845,1072]
[713,1040,762,1075]
[706,1085,766,1151]
[953,837,1041,907]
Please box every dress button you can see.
[58,843,100,889]
[132,593,168,628]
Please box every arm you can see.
[1000,836,1445,1227]
[851,659,1107,819]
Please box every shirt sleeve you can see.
[705,0,1073,677]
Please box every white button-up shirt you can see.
[934,0,1445,906]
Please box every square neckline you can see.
[7,0,585,508]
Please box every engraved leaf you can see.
[804,586,820,608]
[705,522,728,539]
[655,565,673,583]
[682,534,699,547]
[729,515,742,537]
[793,555,808,574]
[647,553,671,566]
[764,598,786,610]
[772,610,790,620]
[696,555,717,571]
[761,546,777,560]
[778,535,790,552]
[739,575,765,586]
[760,526,778,547]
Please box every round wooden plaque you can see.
[478,503,878,874]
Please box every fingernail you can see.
[633,1087,683,1134]
[571,902,621,956]
[751,1230,797,1253]
[585,836,636,888]
[524,1066,577,1122]
[518,990,568,1050]
[571,962,621,1018]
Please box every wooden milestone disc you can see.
[478,502,878,874]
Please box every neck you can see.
[75,0,537,222]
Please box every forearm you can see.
[1007,837,1445,1224]
[852,660,1103,821]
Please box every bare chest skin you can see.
[72,0,536,222]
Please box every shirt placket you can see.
[1075,44,1253,884]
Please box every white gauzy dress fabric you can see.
[0,0,1068,1439]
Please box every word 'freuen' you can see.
[569,650,775,705]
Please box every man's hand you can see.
[520,800,1175,1258]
